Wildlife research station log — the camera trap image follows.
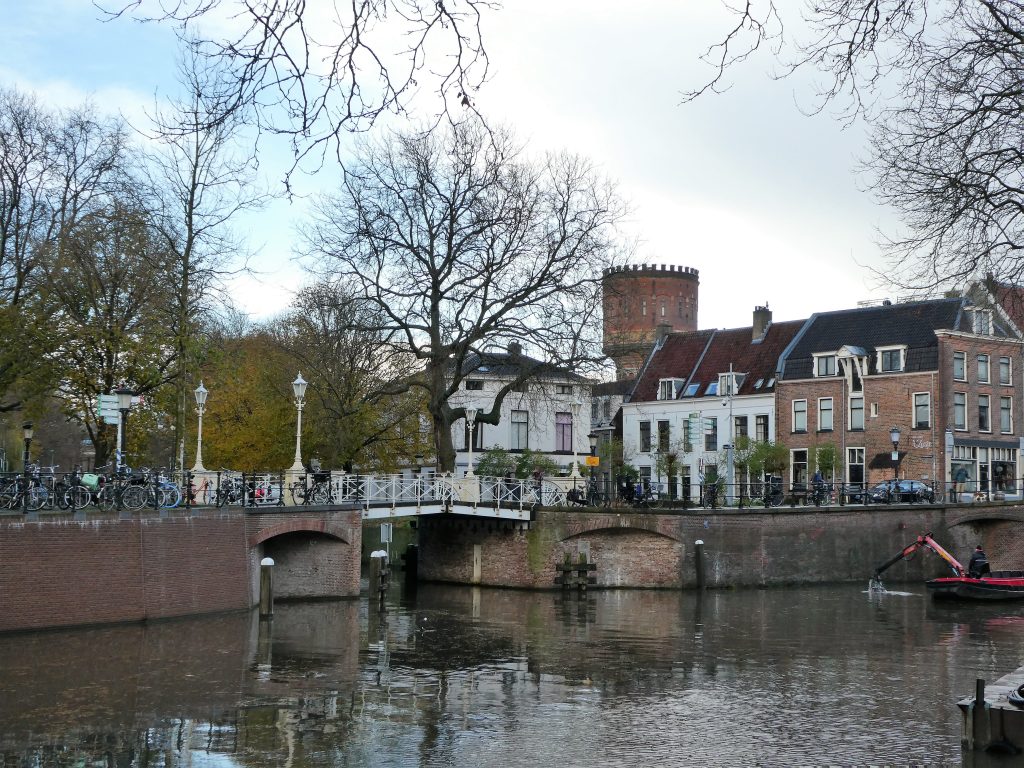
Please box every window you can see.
[684,383,700,397]
[953,351,966,381]
[849,395,864,430]
[847,447,865,485]
[979,394,991,432]
[878,346,904,372]
[814,354,837,377]
[978,355,990,384]
[466,379,484,391]
[793,399,807,432]
[968,308,993,335]
[602,398,611,419]
[658,378,684,400]
[511,410,529,450]
[913,393,930,429]
[658,420,670,452]
[641,299,647,316]
[718,372,745,396]
[1001,396,1013,434]
[818,398,833,431]
[870,402,879,417]
[511,381,528,393]
[556,384,573,395]
[704,417,718,452]
[591,400,599,420]
[556,412,573,452]
[705,381,719,396]
[791,449,808,487]
[639,421,651,453]
[754,378,764,389]
[755,415,769,443]
[1001,356,1013,385]
[660,300,666,317]
[954,392,967,430]
[735,415,748,438]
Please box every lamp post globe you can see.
[22,421,33,470]
[570,398,583,481]
[192,381,208,472]
[290,373,308,472]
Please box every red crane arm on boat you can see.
[873,532,966,578]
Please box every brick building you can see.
[776,298,1024,496]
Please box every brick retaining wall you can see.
[417,503,1024,589]
[0,507,362,633]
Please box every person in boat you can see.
[968,545,991,578]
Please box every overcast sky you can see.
[3,0,897,330]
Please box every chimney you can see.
[508,341,522,357]
[752,305,772,340]
[655,323,673,345]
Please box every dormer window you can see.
[718,372,746,396]
[466,380,484,390]
[684,383,700,397]
[658,378,685,401]
[813,354,837,377]
[705,381,719,396]
[966,308,993,335]
[876,345,906,373]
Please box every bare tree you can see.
[303,121,628,470]
[101,0,496,182]
[142,48,264,469]
[271,281,427,470]
[689,1,1024,293]
[0,89,131,413]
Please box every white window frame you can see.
[511,409,529,450]
[658,378,685,401]
[1001,396,1013,434]
[813,353,837,377]
[793,399,807,432]
[953,351,966,381]
[1000,356,1013,386]
[849,395,864,430]
[954,392,967,431]
[876,345,906,373]
[913,392,930,429]
[847,447,865,484]
[818,397,834,431]
[978,394,992,433]
[978,354,991,384]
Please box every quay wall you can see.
[0,507,362,634]
[417,503,1024,589]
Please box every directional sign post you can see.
[99,394,120,426]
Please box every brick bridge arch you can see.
[247,518,352,548]
[558,514,682,543]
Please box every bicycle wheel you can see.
[159,484,181,508]
[289,482,307,505]
[0,482,19,509]
[67,485,91,510]
[97,485,116,512]
[311,483,330,505]
[121,485,147,511]
[26,486,48,511]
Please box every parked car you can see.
[868,479,935,503]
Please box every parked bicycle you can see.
[290,471,332,505]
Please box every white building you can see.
[621,310,805,499]
[451,343,593,477]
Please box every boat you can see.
[874,532,1024,601]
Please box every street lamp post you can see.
[464,406,478,477]
[22,422,32,514]
[192,381,208,472]
[115,387,133,472]
[570,398,583,483]
[289,373,308,472]
[588,431,598,500]
[890,425,902,482]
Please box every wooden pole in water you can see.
[259,557,274,618]
[694,539,706,589]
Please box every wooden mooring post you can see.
[555,553,596,591]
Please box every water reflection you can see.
[1,586,1022,766]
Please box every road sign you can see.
[585,456,600,467]
[380,523,393,544]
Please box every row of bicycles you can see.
[0,465,183,512]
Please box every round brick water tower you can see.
[602,264,699,378]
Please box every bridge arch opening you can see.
[257,531,356,601]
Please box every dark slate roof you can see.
[780,298,962,380]
[631,320,805,402]
[593,379,635,397]
[459,350,590,383]
[992,282,1024,334]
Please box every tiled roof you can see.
[459,351,590,383]
[780,298,962,380]
[992,282,1024,333]
[631,321,805,402]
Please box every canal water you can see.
[1,582,1022,767]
